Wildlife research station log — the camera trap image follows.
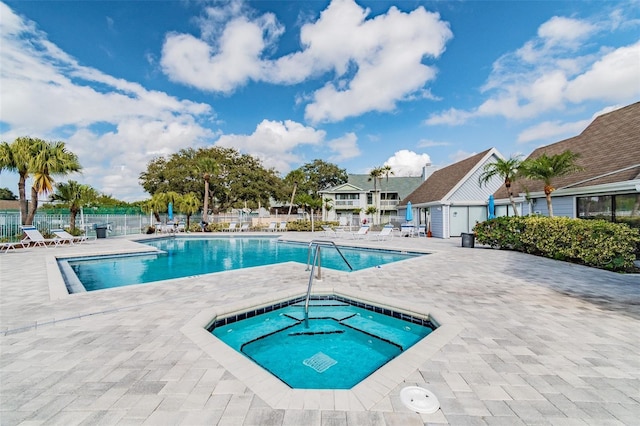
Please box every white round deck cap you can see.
[400,386,440,413]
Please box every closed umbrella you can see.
[405,201,413,222]
[168,202,174,221]
[488,195,495,219]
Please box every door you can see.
[449,206,468,237]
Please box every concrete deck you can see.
[1,232,639,425]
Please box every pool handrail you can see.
[304,239,353,326]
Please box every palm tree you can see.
[177,192,201,230]
[196,158,218,223]
[520,150,583,217]
[379,165,394,222]
[148,193,167,222]
[51,181,98,232]
[479,155,522,216]
[27,139,81,224]
[0,137,37,223]
[368,167,384,224]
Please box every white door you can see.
[449,206,468,237]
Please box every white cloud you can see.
[0,3,216,201]
[565,41,640,102]
[426,10,640,126]
[214,119,326,173]
[417,139,451,148]
[327,133,360,162]
[449,150,477,163]
[384,150,431,176]
[537,16,596,48]
[160,0,452,122]
[517,119,590,144]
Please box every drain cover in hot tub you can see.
[303,352,337,373]
[400,386,440,413]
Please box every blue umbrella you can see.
[488,195,495,219]
[405,201,413,222]
[168,202,174,221]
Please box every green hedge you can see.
[473,216,640,272]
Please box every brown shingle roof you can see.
[495,102,640,198]
[401,148,493,205]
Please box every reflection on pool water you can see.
[210,295,435,389]
[61,237,422,292]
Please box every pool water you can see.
[211,297,434,389]
[65,237,420,292]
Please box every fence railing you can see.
[0,213,155,241]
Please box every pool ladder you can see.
[304,239,353,327]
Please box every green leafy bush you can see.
[474,216,640,272]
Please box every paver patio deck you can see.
[1,232,639,425]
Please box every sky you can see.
[0,0,639,202]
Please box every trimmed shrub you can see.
[474,216,640,272]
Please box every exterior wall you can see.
[530,196,575,217]
[449,161,502,201]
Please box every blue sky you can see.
[1,0,639,201]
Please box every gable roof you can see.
[401,148,494,205]
[324,174,423,200]
[496,102,640,198]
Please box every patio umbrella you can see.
[405,201,413,222]
[168,202,174,221]
[488,195,495,219]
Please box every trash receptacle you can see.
[461,232,475,248]
[95,225,108,239]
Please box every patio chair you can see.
[176,222,186,233]
[223,222,238,232]
[239,223,250,232]
[350,225,370,240]
[278,221,287,232]
[20,226,61,248]
[417,224,426,237]
[1,241,26,253]
[266,222,277,232]
[51,229,87,245]
[372,225,394,241]
[321,225,337,237]
[400,223,416,237]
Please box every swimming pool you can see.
[61,237,421,292]
[210,295,435,389]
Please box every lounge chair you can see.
[321,225,337,237]
[350,225,370,240]
[373,225,394,241]
[20,226,61,248]
[51,229,87,245]
[278,221,287,232]
[1,241,26,253]
[239,223,250,232]
[176,222,186,233]
[417,224,426,237]
[266,222,277,232]
[223,222,238,232]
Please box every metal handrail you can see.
[304,239,353,326]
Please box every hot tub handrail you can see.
[304,239,353,326]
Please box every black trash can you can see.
[95,225,108,239]
[461,232,475,248]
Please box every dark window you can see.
[577,193,640,228]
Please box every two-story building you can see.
[320,174,423,226]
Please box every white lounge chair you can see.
[1,241,26,253]
[176,222,186,233]
[321,225,337,237]
[266,222,277,232]
[20,226,61,248]
[278,221,287,232]
[223,222,238,232]
[51,229,86,245]
[373,225,394,241]
[350,225,370,240]
[239,223,250,232]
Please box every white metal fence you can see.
[0,212,155,241]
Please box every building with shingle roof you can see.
[399,148,505,238]
[497,102,640,222]
[319,174,423,226]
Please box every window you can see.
[577,193,640,228]
[336,193,359,200]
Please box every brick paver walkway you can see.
[1,233,638,425]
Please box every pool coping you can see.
[180,286,462,411]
